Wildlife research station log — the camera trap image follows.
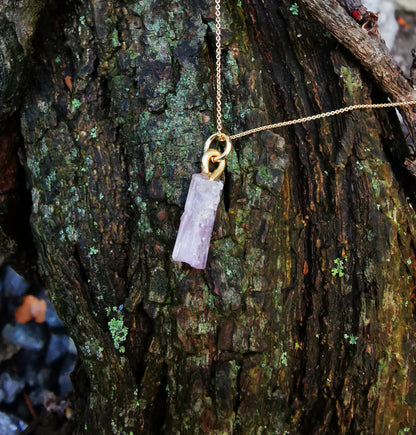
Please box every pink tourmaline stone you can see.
[172,173,224,269]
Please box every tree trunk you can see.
[2,0,416,433]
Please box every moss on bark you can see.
[1,0,416,433]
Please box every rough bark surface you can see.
[1,0,416,433]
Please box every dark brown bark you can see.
[1,0,416,433]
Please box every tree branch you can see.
[298,0,416,145]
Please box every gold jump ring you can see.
[201,149,226,180]
[204,133,232,161]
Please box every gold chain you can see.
[229,100,416,140]
[215,0,223,135]
[213,0,416,143]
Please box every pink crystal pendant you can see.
[172,173,224,269]
[172,133,232,269]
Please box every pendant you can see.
[172,172,223,269]
[172,134,232,269]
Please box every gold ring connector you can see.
[204,133,232,161]
[201,149,226,180]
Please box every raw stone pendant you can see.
[172,173,224,269]
[172,134,232,269]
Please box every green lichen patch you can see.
[108,310,128,353]
[331,257,346,277]
[339,66,364,102]
[289,3,299,16]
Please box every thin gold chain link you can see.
[213,0,416,143]
[229,100,416,140]
[215,0,223,135]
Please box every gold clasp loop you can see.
[201,149,226,180]
[204,133,232,161]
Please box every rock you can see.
[43,391,69,414]
[14,295,47,323]
[2,323,45,350]
[44,299,64,328]
[2,267,29,297]
[0,337,20,363]
[37,367,53,390]
[24,365,38,388]
[29,386,49,406]
[0,373,25,404]
[0,411,27,435]
[59,356,75,395]
[45,334,77,364]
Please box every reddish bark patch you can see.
[0,137,18,193]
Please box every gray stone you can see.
[24,366,37,388]
[0,337,20,363]
[59,357,75,394]
[2,323,45,351]
[29,386,49,406]
[3,267,29,297]
[44,300,64,328]
[0,373,24,404]
[45,334,77,364]
[37,367,53,390]
[0,411,27,435]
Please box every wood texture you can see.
[299,0,416,143]
[1,0,416,433]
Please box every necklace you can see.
[172,0,416,269]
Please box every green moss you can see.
[108,310,128,353]
[26,156,40,178]
[83,337,105,360]
[128,50,139,60]
[289,3,299,15]
[331,257,346,277]
[344,334,358,345]
[197,322,214,335]
[256,165,273,186]
[90,127,98,139]
[110,29,120,47]
[280,352,288,367]
[72,98,82,109]
[65,225,79,242]
[340,66,363,99]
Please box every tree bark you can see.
[2,0,416,433]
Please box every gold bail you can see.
[204,133,232,160]
[201,133,232,180]
[201,149,226,180]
